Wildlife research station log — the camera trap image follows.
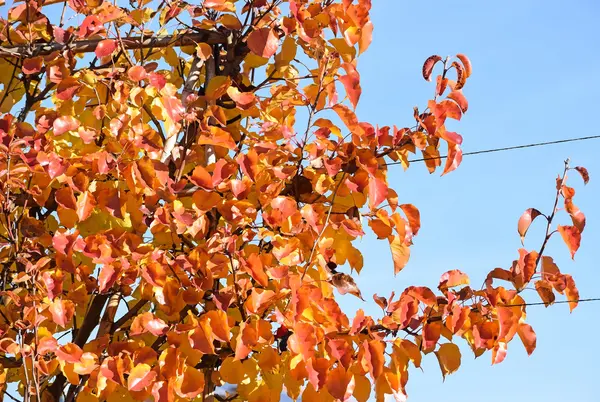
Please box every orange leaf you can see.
[565,199,585,232]
[175,366,205,399]
[389,235,410,275]
[76,191,96,221]
[326,365,355,401]
[517,208,543,245]
[456,54,472,78]
[128,65,147,81]
[399,204,420,235]
[49,299,75,328]
[190,165,213,190]
[517,323,536,355]
[447,90,468,112]
[247,28,279,58]
[441,142,462,176]
[438,270,469,290]
[564,274,579,312]
[226,86,256,109]
[557,225,581,259]
[340,63,361,109]
[362,340,384,380]
[128,363,157,392]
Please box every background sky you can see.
[340,0,599,401]
[1,0,598,401]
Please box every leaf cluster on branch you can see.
[0,0,589,401]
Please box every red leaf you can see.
[422,321,442,351]
[574,166,589,184]
[368,176,388,209]
[517,208,543,245]
[56,78,82,101]
[422,55,442,82]
[95,39,117,58]
[22,57,43,75]
[128,363,156,392]
[447,90,468,112]
[247,28,279,58]
[517,323,536,355]
[149,73,166,90]
[389,235,410,275]
[340,63,361,109]
[557,225,581,259]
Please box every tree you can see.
[0,0,589,401]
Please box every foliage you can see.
[0,0,589,401]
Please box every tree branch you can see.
[0,31,226,58]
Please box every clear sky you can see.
[339,0,599,401]
[1,1,598,401]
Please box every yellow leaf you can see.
[435,343,461,379]
[220,356,245,384]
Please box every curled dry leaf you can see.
[330,273,364,300]
[451,61,466,90]
[455,53,472,77]
[574,166,589,185]
[422,55,442,82]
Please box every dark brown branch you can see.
[111,299,148,333]
[0,31,227,58]
[47,293,109,399]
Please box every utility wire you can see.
[386,134,600,166]
[504,298,600,308]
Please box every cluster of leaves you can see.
[0,0,589,401]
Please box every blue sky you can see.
[339,1,599,401]
[1,0,598,401]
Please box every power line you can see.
[386,134,600,166]
[505,298,600,308]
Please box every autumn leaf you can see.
[247,28,280,58]
[128,363,157,392]
[517,323,536,355]
[389,235,410,275]
[330,273,364,300]
[49,299,75,328]
[95,39,117,58]
[422,55,442,82]
[435,343,461,379]
[557,225,581,259]
[368,176,388,209]
[574,166,589,184]
[517,208,543,245]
